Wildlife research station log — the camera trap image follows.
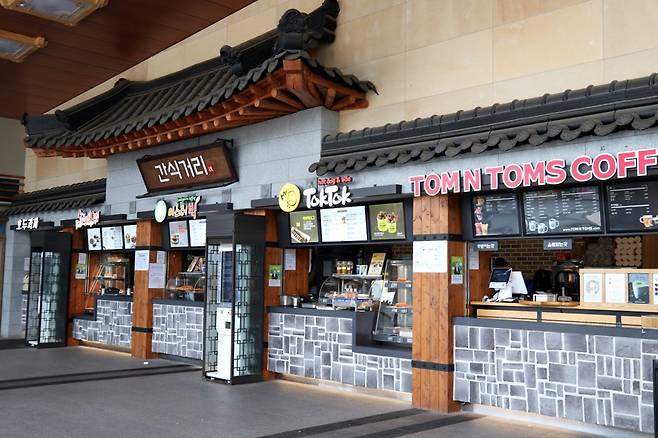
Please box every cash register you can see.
[487,267,528,302]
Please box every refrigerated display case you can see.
[372,260,413,345]
[318,274,382,310]
[25,231,71,347]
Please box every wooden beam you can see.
[254,98,297,112]
[270,88,305,110]
[331,95,356,111]
[324,87,336,108]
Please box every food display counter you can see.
[267,306,411,394]
[72,295,132,350]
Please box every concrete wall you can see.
[24,0,658,191]
[106,107,337,215]
[0,117,26,179]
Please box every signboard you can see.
[137,141,237,193]
[409,148,658,196]
[16,217,39,231]
[607,181,658,232]
[167,195,201,220]
[188,219,207,247]
[76,210,100,229]
[368,203,406,240]
[319,206,367,242]
[472,194,520,237]
[101,226,124,250]
[523,186,602,235]
[475,241,499,251]
[169,221,189,248]
[543,238,573,251]
[87,228,102,251]
[289,210,319,244]
[278,183,301,213]
[123,225,137,249]
[303,184,351,209]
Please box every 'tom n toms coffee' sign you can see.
[409,148,658,196]
[137,141,236,193]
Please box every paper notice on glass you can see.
[78,253,87,264]
[148,263,166,289]
[468,243,479,270]
[135,250,150,272]
[412,240,448,273]
[605,272,626,304]
[156,251,166,265]
[23,257,30,272]
[284,249,296,271]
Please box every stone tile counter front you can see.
[152,300,204,360]
[73,295,132,349]
[453,317,658,434]
[267,307,412,394]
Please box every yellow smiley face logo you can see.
[278,183,301,212]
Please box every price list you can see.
[472,194,520,236]
[523,186,602,235]
[607,182,658,232]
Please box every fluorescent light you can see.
[0,29,46,62]
[0,0,107,26]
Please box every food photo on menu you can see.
[123,225,137,249]
[289,211,319,244]
[368,203,405,240]
[628,272,650,304]
[87,228,101,250]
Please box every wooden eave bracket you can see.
[33,60,370,158]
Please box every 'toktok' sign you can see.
[409,148,658,196]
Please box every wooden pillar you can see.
[131,219,164,359]
[411,194,465,413]
[62,226,85,346]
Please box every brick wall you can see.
[491,240,559,278]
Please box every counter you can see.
[72,295,132,349]
[152,299,204,360]
[453,316,658,434]
[267,306,412,394]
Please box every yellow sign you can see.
[278,183,301,212]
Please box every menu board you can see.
[169,221,189,248]
[368,203,406,240]
[189,219,207,247]
[607,181,658,232]
[123,225,137,249]
[523,186,602,235]
[472,194,520,237]
[102,226,124,250]
[87,228,102,251]
[320,206,368,242]
[290,211,319,244]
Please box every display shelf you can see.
[331,274,382,280]
[373,259,413,346]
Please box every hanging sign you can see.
[409,148,658,196]
[475,241,499,251]
[168,195,201,220]
[543,238,573,251]
[16,217,39,230]
[137,141,237,193]
[75,210,100,229]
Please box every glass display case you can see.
[89,253,131,295]
[165,272,206,301]
[318,274,383,310]
[373,259,413,345]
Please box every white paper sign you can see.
[78,253,87,264]
[468,243,479,270]
[284,249,296,271]
[156,251,166,265]
[135,250,150,272]
[412,240,448,273]
[582,272,603,303]
[23,257,30,272]
[148,263,166,289]
[605,272,626,304]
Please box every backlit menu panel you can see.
[523,186,602,235]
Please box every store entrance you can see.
[25,231,71,347]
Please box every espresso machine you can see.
[552,260,582,301]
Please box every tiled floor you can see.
[0,347,612,438]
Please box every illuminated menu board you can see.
[320,206,368,242]
[101,226,124,250]
[472,194,520,237]
[188,219,207,247]
[523,186,602,235]
[290,211,319,244]
[169,221,189,248]
[607,181,658,232]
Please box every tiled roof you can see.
[310,74,658,175]
[22,0,375,156]
[2,178,105,216]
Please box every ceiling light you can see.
[0,0,108,26]
[0,29,46,62]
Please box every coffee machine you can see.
[552,260,582,301]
